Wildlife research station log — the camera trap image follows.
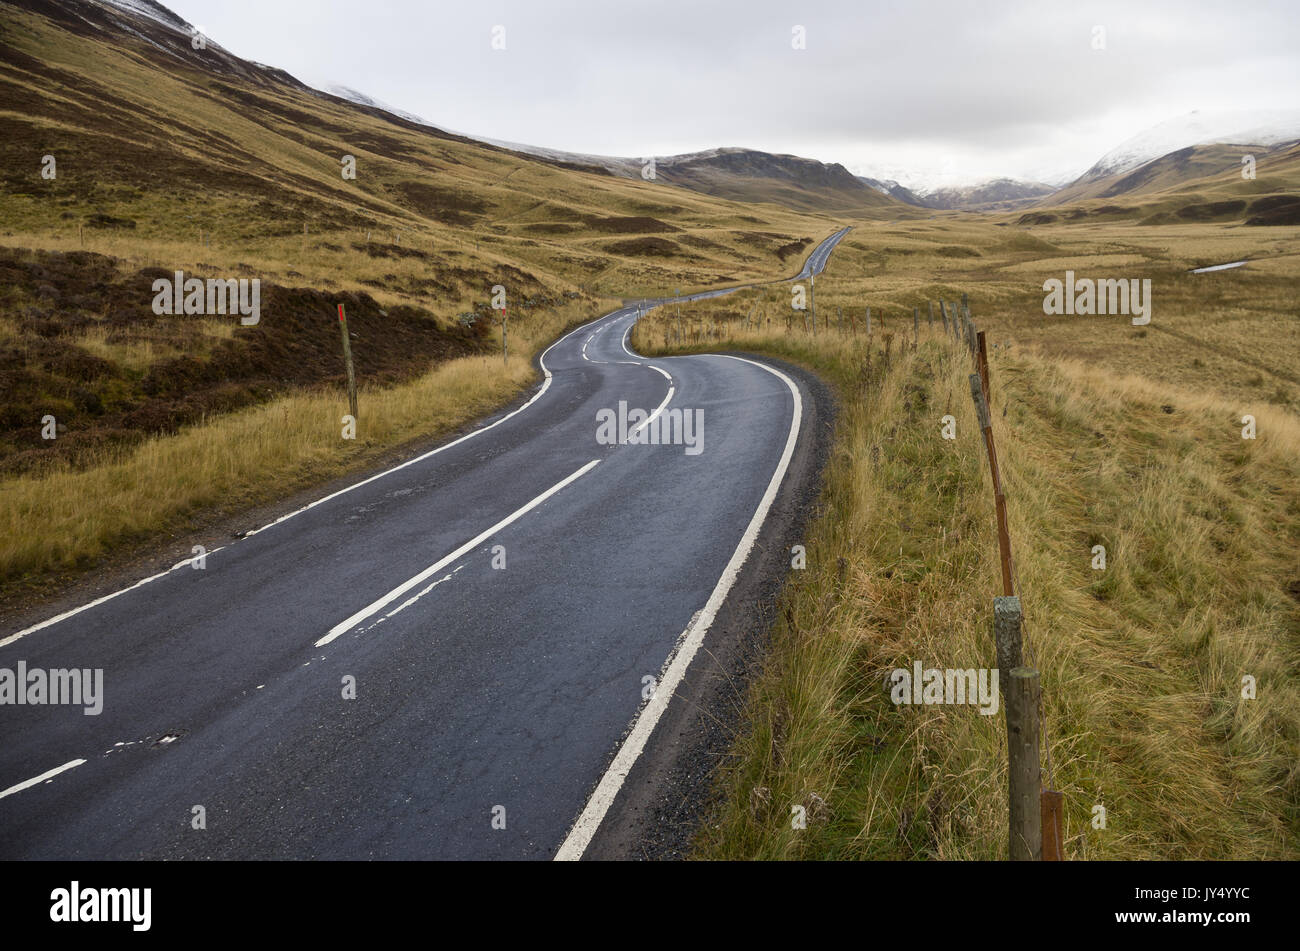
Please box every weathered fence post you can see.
[1008,667,1042,860]
[928,300,935,328]
[977,330,991,400]
[810,272,817,334]
[500,307,509,364]
[940,300,949,334]
[338,303,358,420]
[865,306,872,336]
[994,595,1023,674]
[970,374,1015,595]
[1042,789,1065,861]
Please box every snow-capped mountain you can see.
[858,176,1055,210]
[1084,109,1300,181]
[856,177,928,207]
[319,84,437,128]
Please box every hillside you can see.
[1082,109,1300,182]
[650,147,901,214]
[0,0,840,301]
[0,0,850,473]
[361,111,905,217]
[1032,109,1300,217]
[1018,141,1300,227]
[857,175,928,207]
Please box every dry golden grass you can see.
[632,237,1300,859]
[0,297,600,589]
[0,346,534,581]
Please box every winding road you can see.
[0,226,850,860]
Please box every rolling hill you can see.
[1017,140,1300,227]
[0,0,844,304]
[0,0,849,473]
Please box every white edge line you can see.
[2,231,842,649]
[1,308,624,650]
[554,353,802,860]
[630,386,674,438]
[316,458,601,647]
[0,758,86,800]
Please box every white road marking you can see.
[554,354,803,861]
[0,758,86,801]
[631,386,675,438]
[367,564,464,629]
[0,548,226,650]
[0,307,625,649]
[2,233,843,652]
[316,459,601,647]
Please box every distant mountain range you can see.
[318,60,1300,218]
[857,176,1056,211]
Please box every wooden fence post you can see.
[1008,667,1042,860]
[977,330,991,400]
[338,303,358,420]
[810,273,816,334]
[994,595,1022,675]
[1042,790,1065,861]
[970,374,1015,595]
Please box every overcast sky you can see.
[163,0,1300,188]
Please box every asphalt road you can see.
[0,226,850,860]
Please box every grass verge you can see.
[632,294,1300,860]
[0,297,608,603]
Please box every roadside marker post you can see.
[338,303,358,421]
[500,305,508,364]
[810,272,817,334]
